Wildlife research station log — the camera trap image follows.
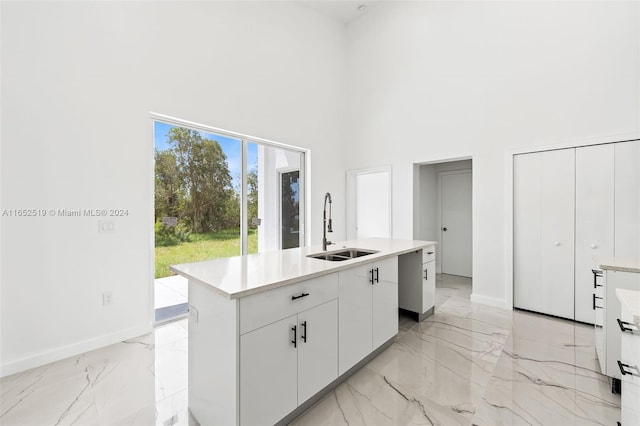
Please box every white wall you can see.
[0,1,347,376]
[346,1,640,307]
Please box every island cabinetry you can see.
[338,256,398,375]
[240,299,338,426]
[422,249,436,312]
[616,288,640,425]
[398,248,436,321]
[239,273,338,426]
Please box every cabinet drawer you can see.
[422,247,436,263]
[240,273,338,335]
[620,330,640,385]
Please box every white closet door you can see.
[513,153,542,313]
[615,140,640,259]
[575,144,614,324]
[540,149,576,320]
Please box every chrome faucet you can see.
[323,192,333,251]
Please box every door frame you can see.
[346,165,392,241]
[277,167,302,250]
[438,169,472,277]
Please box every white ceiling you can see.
[298,0,381,24]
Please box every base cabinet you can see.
[594,269,640,379]
[239,299,338,426]
[398,248,436,320]
[617,289,640,425]
[240,315,298,426]
[339,256,398,375]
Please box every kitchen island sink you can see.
[306,248,379,261]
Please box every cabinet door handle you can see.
[291,325,297,348]
[592,294,603,310]
[369,269,375,285]
[301,321,307,343]
[592,269,603,288]
[617,318,639,333]
[292,292,309,301]
[424,269,428,280]
[617,360,638,377]
[375,267,380,283]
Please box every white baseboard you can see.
[0,323,153,378]
[470,293,512,310]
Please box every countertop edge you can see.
[615,288,640,328]
[171,239,437,299]
[594,257,640,273]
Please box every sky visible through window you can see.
[154,121,258,191]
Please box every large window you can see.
[153,116,306,278]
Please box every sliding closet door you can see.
[575,144,614,324]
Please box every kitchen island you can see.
[170,238,436,426]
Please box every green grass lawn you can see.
[155,229,258,278]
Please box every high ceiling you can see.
[298,0,381,24]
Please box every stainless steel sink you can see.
[307,248,379,261]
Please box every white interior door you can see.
[355,170,391,239]
[540,149,575,320]
[440,171,472,277]
[575,144,614,324]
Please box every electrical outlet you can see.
[99,221,115,233]
[103,291,113,306]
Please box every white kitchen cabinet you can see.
[240,298,338,425]
[240,315,298,426]
[398,247,436,321]
[615,140,640,259]
[594,268,640,380]
[575,144,614,324]
[372,257,399,349]
[339,256,398,375]
[616,288,640,425]
[422,249,436,314]
[514,149,575,319]
[297,300,338,403]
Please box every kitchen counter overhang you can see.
[170,237,437,299]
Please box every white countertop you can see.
[594,257,640,273]
[616,288,640,327]
[170,238,437,299]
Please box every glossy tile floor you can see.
[1,274,620,425]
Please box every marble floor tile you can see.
[0,274,621,426]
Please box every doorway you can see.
[346,166,392,240]
[413,159,473,278]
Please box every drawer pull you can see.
[427,252,434,255]
[592,269,603,288]
[291,292,309,301]
[592,294,603,310]
[617,318,639,333]
[617,360,639,377]
[291,325,297,348]
[301,321,307,343]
